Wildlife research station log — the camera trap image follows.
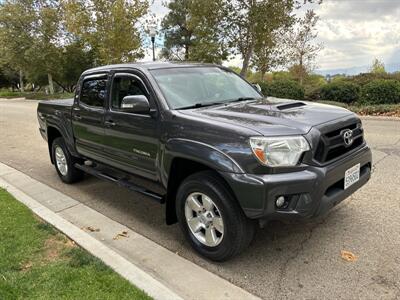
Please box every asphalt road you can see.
[1,98,399,300]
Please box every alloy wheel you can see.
[184,192,224,247]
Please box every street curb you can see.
[0,162,261,300]
[360,115,400,121]
[0,177,183,300]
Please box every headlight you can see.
[249,136,310,167]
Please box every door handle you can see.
[105,120,116,127]
[73,114,82,120]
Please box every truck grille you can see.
[314,122,364,164]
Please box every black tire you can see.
[51,137,84,184]
[176,171,256,261]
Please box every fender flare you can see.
[162,138,244,180]
[46,121,79,163]
[162,138,244,225]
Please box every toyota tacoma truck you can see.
[37,62,372,261]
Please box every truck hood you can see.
[179,97,354,136]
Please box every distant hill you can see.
[316,63,400,76]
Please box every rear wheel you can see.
[52,137,84,183]
[176,171,256,261]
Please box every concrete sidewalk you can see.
[0,162,260,300]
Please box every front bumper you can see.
[221,144,372,221]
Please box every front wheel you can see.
[176,171,256,261]
[51,137,84,184]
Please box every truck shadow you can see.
[73,173,350,270]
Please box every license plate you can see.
[344,163,360,190]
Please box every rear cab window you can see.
[79,76,108,108]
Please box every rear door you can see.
[102,72,159,181]
[72,74,108,160]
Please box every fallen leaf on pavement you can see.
[85,226,100,232]
[341,250,358,262]
[113,230,129,240]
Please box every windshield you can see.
[150,67,262,109]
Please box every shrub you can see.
[258,79,305,100]
[304,86,322,101]
[303,74,326,100]
[360,79,400,104]
[320,81,360,104]
[350,72,395,86]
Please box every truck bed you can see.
[37,98,75,145]
[37,98,74,119]
[38,98,74,110]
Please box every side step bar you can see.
[74,163,165,204]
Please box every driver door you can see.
[103,72,159,181]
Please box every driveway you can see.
[1,98,399,299]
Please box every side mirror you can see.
[121,95,150,114]
[253,83,262,93]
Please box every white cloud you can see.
[314,0,400,70]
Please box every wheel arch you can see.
[47,123,80,164]
[163,138,244,225]
[164,157,243,225]
[47,126,63,164]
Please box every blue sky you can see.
[144,0,400,72]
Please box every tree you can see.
[224,0,261,77]
[54,41,95,92]
[29,0,63,94]
[284,10,323,85]
[1,0,146,93]
[0,65,19,90]
[161,0,192,60]
[63,0,148,65]
[251,1,292,81]
[186,0,228,63]
[225,0,319,77]
[0,0,65,94]
[369,58,386,74]
[0,0,36,92]
[161,0,228,63]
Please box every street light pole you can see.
[149,25,157,62]
[151,36,155,61]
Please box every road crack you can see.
[371,154,389,174]
[273,217,329,299]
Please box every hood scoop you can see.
[276,102,306,110]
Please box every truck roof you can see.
[82,61,221,75]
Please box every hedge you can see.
[320,81,360,104]
[258,80,304,100]
[361,79,400,105]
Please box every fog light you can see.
[276,196,286,208]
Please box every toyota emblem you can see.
[342,129,353,146]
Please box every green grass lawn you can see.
[0,91,74,100]
[0,188,151,300]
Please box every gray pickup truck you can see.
[37,62,372,261]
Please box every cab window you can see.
[80,78,107,107]
[111,76,147,110]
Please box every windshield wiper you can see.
[176,97,258,110]
[226,97,257,103]
[176,102,224,110]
